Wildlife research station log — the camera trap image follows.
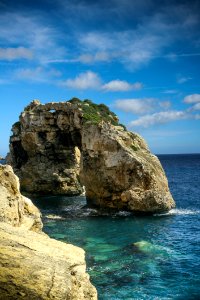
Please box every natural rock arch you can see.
[9,99,175,213]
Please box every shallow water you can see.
[33,154,200,299]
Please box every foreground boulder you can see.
[8,99,175,213]
[0,164,97,299]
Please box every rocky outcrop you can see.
[81,123,175,212]
[8,100,83,195]
[0,164,42,231]
[0,223,97,300]
[0,164,97,299]
[9,99,175,213]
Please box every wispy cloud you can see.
[102,80,142,92]
[42,1,199,69]
[184,94,200,112]
[130,110,188,127]
[184,94,200,103]
[128,93,200,128]
[75,4,200,70]
[15,67,61,82]
[114,98,155,114]
[0,13,66,63]
[78,31,167,69]
[0,1,199,71]
[163,89,179,94]
[177,75,192,84]
[113,98,171,114]
[60,71,102,90]
[0,47,33,61]
[190,103,200,111]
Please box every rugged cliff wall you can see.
[0,164,97,299]
[9,100,83,195]
[9,99,175,213]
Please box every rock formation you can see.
[0,164,42,231]
[0,164,97,299]
[9,99,175,213]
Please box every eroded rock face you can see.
[9,100,83,195]
[0,223,97,300]
[9,99,175,213]
[81,123,175,212]
[0,164,97,299]
[0,164,42,231]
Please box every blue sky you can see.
[0,0,200,156]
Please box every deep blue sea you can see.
[33,154,200,300]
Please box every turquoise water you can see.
[33,154,200,299]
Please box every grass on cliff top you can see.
[69,98,126,129]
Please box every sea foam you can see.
[154,208,200,216]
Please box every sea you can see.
[31,154,200,299]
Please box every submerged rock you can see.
[8,99,175,213]
[0,164,97,299]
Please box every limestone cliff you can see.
[0,223,97,300]
[9,99,175,213]
[0,164,97,299]
[0,164,42,231]
[81,123,175,212]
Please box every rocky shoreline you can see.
[0,98,177,299]
[0,164,97,299]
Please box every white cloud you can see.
[184,94,200,104]
[177,76,192,84]
[189,103,200,111]
[0,1,199,70]
[0,13,66,63]
[113,99,156,114]
[76,5,199,70]
[102,80,142,92]
[130,111,187,127]
[61,71,101,90]
[113,98,171,114]
[79,31,165,69]
[0,47,33,61]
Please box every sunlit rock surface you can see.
[0,164,97,299]
[9,99,175,213]
[0,164,42,231]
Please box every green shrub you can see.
[67,98,124,127]
[131,144,139,151]
[68,97,82,105]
